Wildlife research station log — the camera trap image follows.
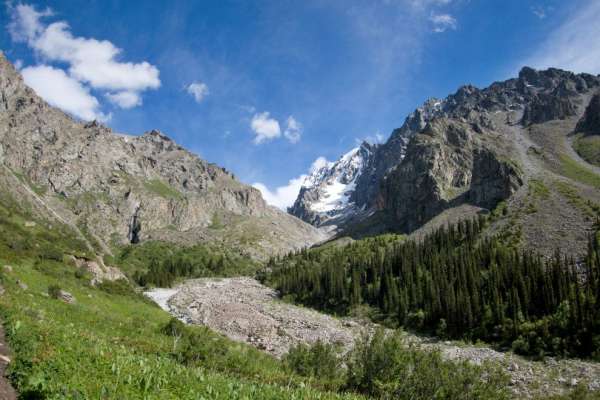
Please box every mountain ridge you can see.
[0,52,326,260]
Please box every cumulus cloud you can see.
[21,65,109,121]
[251,112,281,144]
[252,157,329,209]
[186,81,209,103]
[525,2,600,74]
[7,3,160,117]
[283,116,302,144]
[105,91,141,109]
[253,176,305,210]
[429,13,457,32]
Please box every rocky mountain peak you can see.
[288,141,376,228]
[0,54,326,259]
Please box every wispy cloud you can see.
[283,116,302,144]
[7,3,160,119]
[525,1,600,73]
[429,13,457,32]
[531,5,547,19]
[186,81,209,103]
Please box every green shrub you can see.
[284,340,343,384]
[346,329,509,399]
[48,284,62,299]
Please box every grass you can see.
[573,134,600,167]
[528,179,550,200]
[143,179,184,200]
[554,181,600,218]
[559,154,600,189]
[1,260,362,399]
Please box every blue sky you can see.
[2,0,600,208]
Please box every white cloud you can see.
[283,116,302,144]
[21,65,109,121]
[8,3,160,113]
[429,13,457,32]
[531,6,547,19]
[106,91,141,109]
[356,131,385,145]
[252,156,329,209]
[525,2,600,74]
[251,112,281,144]
[186,81,209,103]
[7,4,51,42]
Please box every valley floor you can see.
[147,277,600,399]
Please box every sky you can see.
[2,0,600,209]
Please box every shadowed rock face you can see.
[0,53,325,259]
[291,66,600,236]
[576,93,600,135]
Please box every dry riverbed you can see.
[146,277,600,399]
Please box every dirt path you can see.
[0,320,17,400]
[147,277,600,399]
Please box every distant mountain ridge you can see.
[291,66,600,257]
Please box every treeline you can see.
[265,217,600,359]
[133,254,227,287]
[111,241,259,287]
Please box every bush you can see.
[346,329,509,399]
[283,340,343,384]
[48,284,62,299]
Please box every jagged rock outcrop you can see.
[0,53,325,259]
[576,93,600,134]
[289,142,375,228]
[291,66,600,237]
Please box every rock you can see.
[576,93,600,134]
[58,290,76,304]
[0,53,325,261]
[508,362,520,371]
[570,378,578,387]
[16,280,27,290]
[2,265,12,273]
[24,221,36,227]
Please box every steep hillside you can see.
[292,66,600,257]
[0,53,325,260]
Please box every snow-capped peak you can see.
[289,142,375,226]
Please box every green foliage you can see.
[266,217,600,358]
[47,284,62,299]
[284,341,343,388]
[573,134,600,167]
[143,179,184,200]
[560,154,600,189]
[554,181,600,218]
[345,329,509,399]
[529,179,550,199]
[113,240,259,287]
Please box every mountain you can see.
[288,142,375,229]
[291,66,600,257]
[0,53,325,260]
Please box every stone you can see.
[58,290,76,304]
[2,265,12,273]
[16,280,27,290]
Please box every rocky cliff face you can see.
[291,66,600,240]
[288,142,375,228]
[0,53,325,259]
